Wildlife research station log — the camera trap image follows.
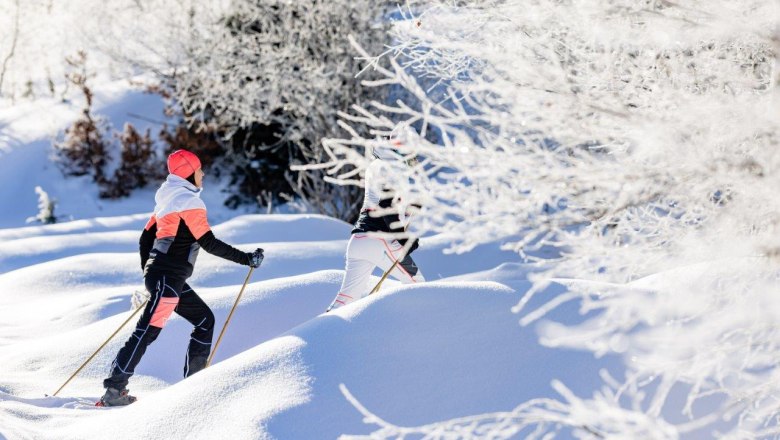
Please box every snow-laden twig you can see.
[0,0,20,97]
[339,381,683,440]
[325,1,780,438]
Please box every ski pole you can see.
[368,235,418,296]
[206,266,254,367]
[51,299,148,397]
[326,258,398,313]
[369,258,400,295]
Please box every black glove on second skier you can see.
[246,248,264,268]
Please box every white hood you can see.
[153,174,205,218]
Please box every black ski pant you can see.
[103,271,214,390]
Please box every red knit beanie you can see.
[167,150,201,179]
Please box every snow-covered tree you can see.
[165,0,392,219]
[26,186,57,225]
[0,0,224,100]
[1,0,395,217]
[0,0,82,99]
[315,1,780,438]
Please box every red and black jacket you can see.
[139,175,249,279]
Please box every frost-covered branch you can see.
[339,381,684,440]
[164,0,394,219]
[326,1,779,438]
[0,0,225,99]
[0,0,20,96]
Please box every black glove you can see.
[246,248,264,268]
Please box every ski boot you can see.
[96,387,137,407]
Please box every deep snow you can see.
[0,79,620,440]
[0,211,614,439]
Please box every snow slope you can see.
[0,79,620,439]
[0,210,619,440]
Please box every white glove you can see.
[131,289,151,310]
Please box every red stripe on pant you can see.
[380,239,416,282]
[150,297,180,328]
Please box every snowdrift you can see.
[0,94,609,439]
[0,213,610,439]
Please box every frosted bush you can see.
[321,1,780,438]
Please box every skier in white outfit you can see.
[326,145,425,311]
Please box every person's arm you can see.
[197,231,251,265]
[139,215,157,270]
[180,209,251,265]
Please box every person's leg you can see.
[375,238,425,284]
[103,272,182,392]
[327,234,381,311]
[174,283,215,377]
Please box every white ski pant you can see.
[328,233,425,311]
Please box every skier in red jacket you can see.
[99,150,264,406]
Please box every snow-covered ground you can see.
[0,79,626,440]
[0,208,616,439]
[0,80,617,439]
